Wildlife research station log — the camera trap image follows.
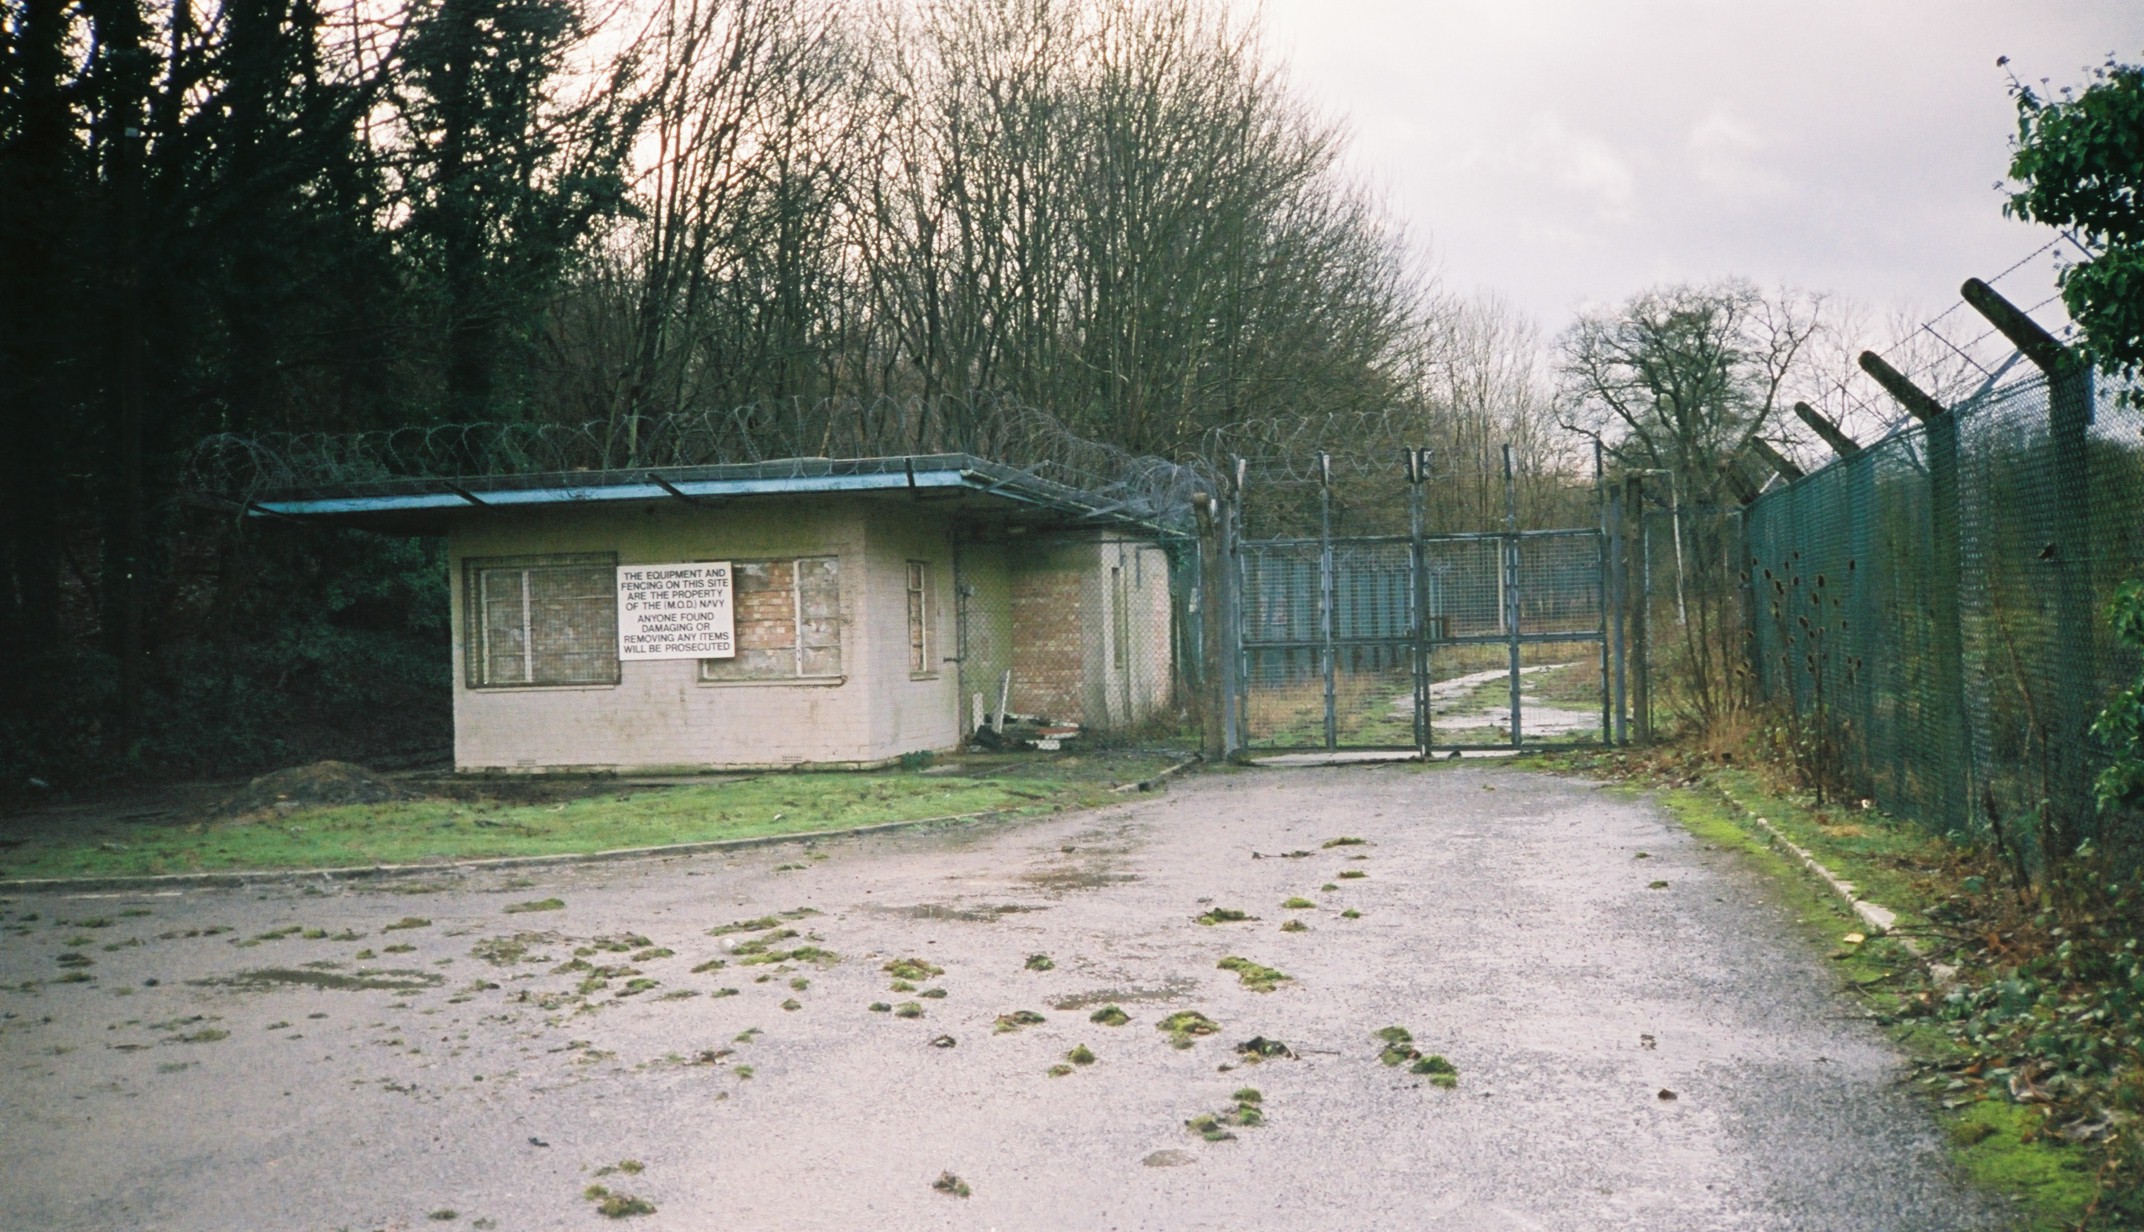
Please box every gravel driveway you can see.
[0,763,2005,1231]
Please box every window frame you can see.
[906,560,933,678]
[697,554,845,686]
[463,552,621,690]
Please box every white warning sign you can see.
[617,562,734,660]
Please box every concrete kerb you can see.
[1700,780,1952,980]
[0,756,1207,897]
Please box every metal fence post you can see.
[1231,457,1249,753]
[1962,278,2096,849]
[1861,350,1970,834]
[1409,447,1430,756]
[1504,445,1522,748]
[1595,440,1614,745]
[1319,451,1337,751]
[1609,464,1628,745]
[1194,492,1226,761]
[1626,475,1652,744]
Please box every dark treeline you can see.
[0,0,1562,786]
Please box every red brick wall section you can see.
[1010,566,1084,723]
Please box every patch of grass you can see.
[503,898,564,914]
[1341,909,1362,920]
[1280,897,1315,910]
[931,1172,971,1199]
[1066,1043,1096,1065]
[1648,880,1669,890]
[1046,1062,1074,1077]
[1024,953,1055,971]
[1280,919,1308,933]
[690,959,726,973]
[1320,883,1339,892]
[428,1209,458,1221]
[1216,956,1289,993]
[1337,870,1366,880]
[383,917,431,931]
[993,1010,1046,1033]
[1089,1004,1131,1026]
[893,1002,924,1019]
[1322,837,1367,848]
[4,770,1151,880]
[919,987,946,999]
[1235,1036,1294,1061]
[868,1001,891,1012]
[583,1186,655,1219]
[1194,907,1254,925]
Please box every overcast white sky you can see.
[1244,0,2144,345]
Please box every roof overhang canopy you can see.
[245,452,1175,537]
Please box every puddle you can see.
[1048,977,1197,1011]
[879,903,1047,922]
[1020,869,1140,892]
[191,967,447,993]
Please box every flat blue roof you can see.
[248,453,1173,534]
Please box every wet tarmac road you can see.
[0,763,2006,1230]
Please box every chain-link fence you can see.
[1748,369,2142,867]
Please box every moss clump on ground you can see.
[1066,1043,1096,1065]
[1322,837,1367,848]
[503,898,564,914]
[1411,1054,1458,1087]
[993,1010,1046,1033]
[1158,1009,1219,1048]
[932,1172,972,1198]
[1375,1025,1418,1067]
[1090,1005,1131,1026]
[1024,953,1055,971]
[1194,907,1254,925]
[383,917,431,931]
[868,1001,891,1012]
[582,1185,656,1218]
[1186,1088,1266,1141]
[893,1002,924,1019]
[1280,919,1309,933]
[883,957,944,982]
[1235,1036,1294,1062]
[1217,956,1290,992]
[1281,897,1315,910]
[1337,870,1367,880]
[1046,1063,1074,1077]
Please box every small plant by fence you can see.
[1747,367,2143,872]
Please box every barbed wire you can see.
[185,394,1216,533]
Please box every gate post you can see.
[1626,475,1653,744]
[1194,491,1226,761]
[1409,447,1431,757]
[1319,452,1337,751]
[1609,461,1628,745]
[1503,445,1523,748]
[1595,440,1614,745]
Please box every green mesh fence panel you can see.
[1748,371,2142,868]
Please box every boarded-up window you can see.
[701,556,842,681]
[906,561,930,675]
[466,555,619,687]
